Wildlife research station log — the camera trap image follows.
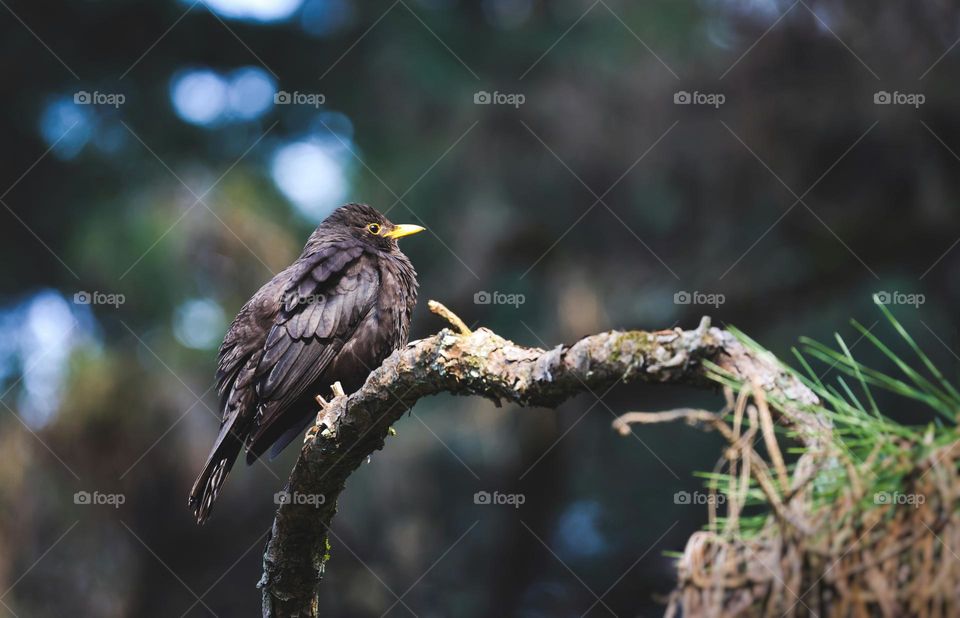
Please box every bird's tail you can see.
[188,427,243,525]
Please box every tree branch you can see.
[259,306,823,617]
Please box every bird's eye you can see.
[367,223,381,235]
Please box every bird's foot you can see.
[305,382,348,444]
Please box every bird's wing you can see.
[211,241,359,414]
[248,244,380,451]
[215,305,265,406]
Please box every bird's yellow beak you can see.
[384,224,426,239]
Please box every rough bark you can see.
[259,306,823,617]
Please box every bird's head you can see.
[320,203,425,252]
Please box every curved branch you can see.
[259,308,823,617]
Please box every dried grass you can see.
[623,385,960,618]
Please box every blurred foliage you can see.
[2,0,960,616]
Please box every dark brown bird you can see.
[188,203,423,524]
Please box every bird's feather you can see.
[246,251,380,456]
[189,203,419,524]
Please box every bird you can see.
[188,203,424,524]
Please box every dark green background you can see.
[0,1,957,616]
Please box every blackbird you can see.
[188,203,423,524]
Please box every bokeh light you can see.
[170,66,277,127]
[39,97,93,159]
[173,298,226,350]
[555,500,607,559]
[0,291,87,429]
[170,69,229,126]
[196,0,304,22]
[270,137,350,221]
[300,0,354,37]
[226,67,276,120]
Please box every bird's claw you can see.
[315,381,346,410]
[306,382,348,444]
